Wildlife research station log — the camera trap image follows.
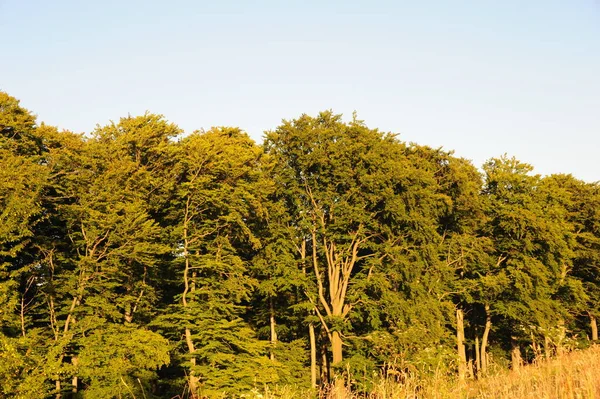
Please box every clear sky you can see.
[1,0,599,181]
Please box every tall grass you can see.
[254,345,600,399]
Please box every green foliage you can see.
[0,335,50,398]
[1,90,599,397]
[0,91,41,155]
[77,326,170,398]
[480,156,580,339]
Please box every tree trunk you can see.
[544,335,552,359]
[66,306,79,396]
[124,287,144,324]
[331,331,345,397]
[71,376,78,394]
[332,330,343,365]
[182,210,199,399]
[299,239,317,388]
[590,313,598,341]
[185,327,200,398]
[511,339,522,370]
[269,298,277,361]
[321,344,330,385]
[50,295,62,399]
[480,304,491,374]
[309,322,317,389]
[124,306,133,323]
[456,309,467,380]
[475,334,481,376]
[71,357,78,393]
[307,222,363,384]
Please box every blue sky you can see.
[1,0,599,181]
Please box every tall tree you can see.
[154,127,277,398]
[479,156,582,366]
[42,115,176,397]
[0,92,51,397]
[543,174,599,342]
[265,112,455,391]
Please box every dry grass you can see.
[256,345,600,399]
[465,346,600,399]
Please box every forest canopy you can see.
[1,91,599,398]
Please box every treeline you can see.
[0,91,599,399]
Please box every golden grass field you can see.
[254,345,600,399]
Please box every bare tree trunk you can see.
[183,298,199,396]
[306,210,364,372]
[270,298,277,361]
[456,309,467,380]
[302,192,367,396]
[64,301,80,397]
[299,239,318,388]
[19,275,35,338]
[20,297,26,337]
[320,334,332,385]
[49,295,62,399]
[124,285,144,324]
[50,234,93,399]
[467,359,474,379]
[71,376,78,393]
[331,331,345,397]
[321,341,330,385]
[71,357,78,393]
[332,331,343,365]
[480,304,491,374]
[475,335,481,376]
[511,339,522,370]
[590,313,598,341]
[182,202,199,399]
[309,322,317,389]
[185,327,200,397]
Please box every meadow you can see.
[255,346,600,399]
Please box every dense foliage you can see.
[1,91,598,398]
